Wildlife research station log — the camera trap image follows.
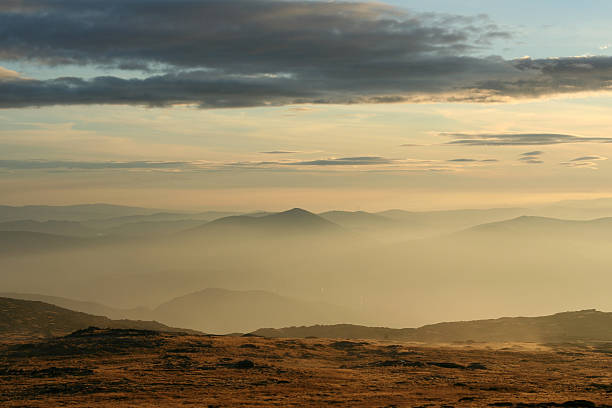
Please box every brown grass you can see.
[0,329,610,407]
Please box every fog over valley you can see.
[2,201,611,333]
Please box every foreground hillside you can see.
[252,310,612,343]
[0,328,610,407]
[0,297,195,339]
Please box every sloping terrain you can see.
[0,297,194,339]
[252,310,612,343]
[0,293,151,321]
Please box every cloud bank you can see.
[0,0,611,108]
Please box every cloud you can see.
[561,155,608,169]
[570,155,607,162]
[519,158,543,164]
[0,0,609,109]
[0,155,498,174]
[521,150,544,156]
[517,150,544,164]
[0,66,22,81]
[287,157,393,166]
[447,158,498,162]
[445,133,612,146]
[0,0,592,108]
[260,151,298,155]
[0,160,186,170]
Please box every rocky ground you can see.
[0,327,610,407]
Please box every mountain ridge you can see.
[251,309,612,343]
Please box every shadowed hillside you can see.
[0,297,196,339]
[0,293,151,321]
[252,309,612,343]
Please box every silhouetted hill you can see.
[377,208,526,234]
[0,297,197,339]
[0,220,97,237]
[83,211,234,229]
[461,215,612,241]
[187,208,343,237]
[153,288,358,334]
[251,310,612,343]
[0,293,151,321]
[0,204,164,222]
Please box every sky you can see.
[2,0,612,211]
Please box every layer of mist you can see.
[2,200,612,333]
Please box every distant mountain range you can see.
[0,297,197,339]
[461,215,612,241]
[5,202,612,246]
[251,309,612,343]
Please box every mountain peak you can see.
[277,208,314,216]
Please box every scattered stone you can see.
[231,359,255,369]
[240,343,258,349]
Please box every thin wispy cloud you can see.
[518,150,544,164]
[561,155,608,169]
[260,151,298,155]
[0,160,186,170]
[444,133,612,146]
[521,151,544,157]
[447,158,498,163]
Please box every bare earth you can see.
[1,328,610,407]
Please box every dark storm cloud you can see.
[1,1,612,108]
[0,160,186,169]
[445,133,612,146]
